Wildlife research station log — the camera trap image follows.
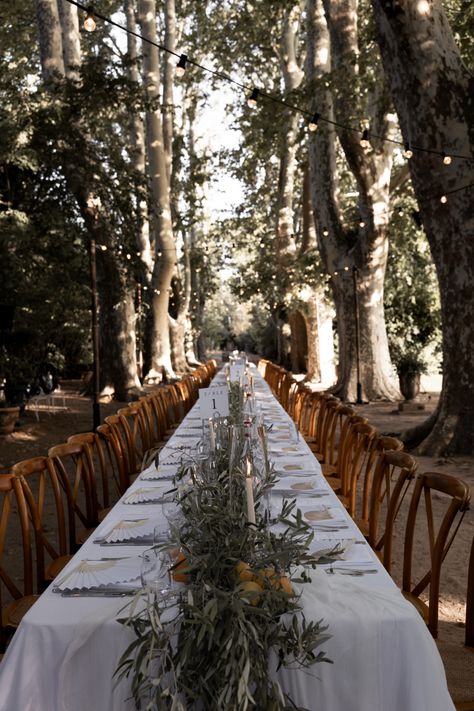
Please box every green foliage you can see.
[384,196,442,372]
[117,440,331,709]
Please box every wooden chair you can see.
[67,431,116,512]
[320,405,357,474]
[394,471,470,639]
[321,413,369,494]
[304,394,340,460]
[367,450,417,557]
[338,422,377,514]
[10,457,72,591]
[437,533,474,710]
[0,474,39,650]
[352,434,404,529]
[96,422,129,495]
[47,441,99,550]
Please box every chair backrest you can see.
[401,471,470,638]
[10,456,69,592]
[67,431,112,510]
[0,473,31,649]
[358,435,404,525]
[104,413,138,489]
[48,441,98,552]
[369,450,418,557]
[96,422,129,495]
[343,422,377,513]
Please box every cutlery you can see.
[94,536,155,546]
[325,567,378,576]
[55,587,141,597]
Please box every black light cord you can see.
[64,0,474,164]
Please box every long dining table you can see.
[0,365,455,711]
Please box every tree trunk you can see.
[372,0,474,453]
[138,0,176,382]
[125,0,153,280]
[35,0,141,401]
[58,0,80,80]
[306,0,399,401]
[35,0,64,78]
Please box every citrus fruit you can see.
[172,550,190,583]
[238,580,263,606]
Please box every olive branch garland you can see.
[115,448,334,710]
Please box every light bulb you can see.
[323,228,329,236]
[308,113,320,132]
[359,219,365,228]
[344,266,349,271]
[247,88,259,108]
[404,141,413,159]
[440,195,448,204]
[84,7,96,32]
[442,152,452,165]
[334,271,338,276]
[360,129,370,149]
[176,54,187,77]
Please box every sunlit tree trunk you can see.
[58,0,80,80]
[306,0,398,401]
[138,0,176,381]
[35,0,141,401]
[372,0,474,454]
[125,0,153,280]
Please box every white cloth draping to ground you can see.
[0,366,455,711]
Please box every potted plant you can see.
[395,350,427,401]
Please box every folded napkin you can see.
[54,557,141,592]
[122,486,171,505]
[100,517,155,544]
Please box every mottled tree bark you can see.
[306,0,399,401]
[35,0,141,401]
[138,0,176,381]
[372,0,474,454]
[58,0,80,80]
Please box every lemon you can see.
[238,580,263,606]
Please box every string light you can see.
[323,228,329,236]
[247,88,259,108]
[403,142,413,159]
[176,54,187,77]
[359,219,365,228]
[308,113,320,132]
[360,129,370,149]
[83,6,96,32]
[440,195,448,204]
[441,151,452,166]
[64,0,473,164]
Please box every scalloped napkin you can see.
[297,503,347,527]
[122,487,169,505]
[54,557,141,591]
[102,517,155,543]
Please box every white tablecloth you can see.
[0,367,455,711]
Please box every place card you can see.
[229,363,246,382]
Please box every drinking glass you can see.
[140,549,170,598]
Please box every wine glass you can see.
[140,549,170,598]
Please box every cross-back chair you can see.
[47,441,99,550]
[10,457,72,592]
[394,471,470,639]
[337,421,377,512]
[96,421,129,496]
[354,435,404,533]
[437,532,474,710]
[366,449,417,558]
[0,473,39,650]
[67,431,115,513]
